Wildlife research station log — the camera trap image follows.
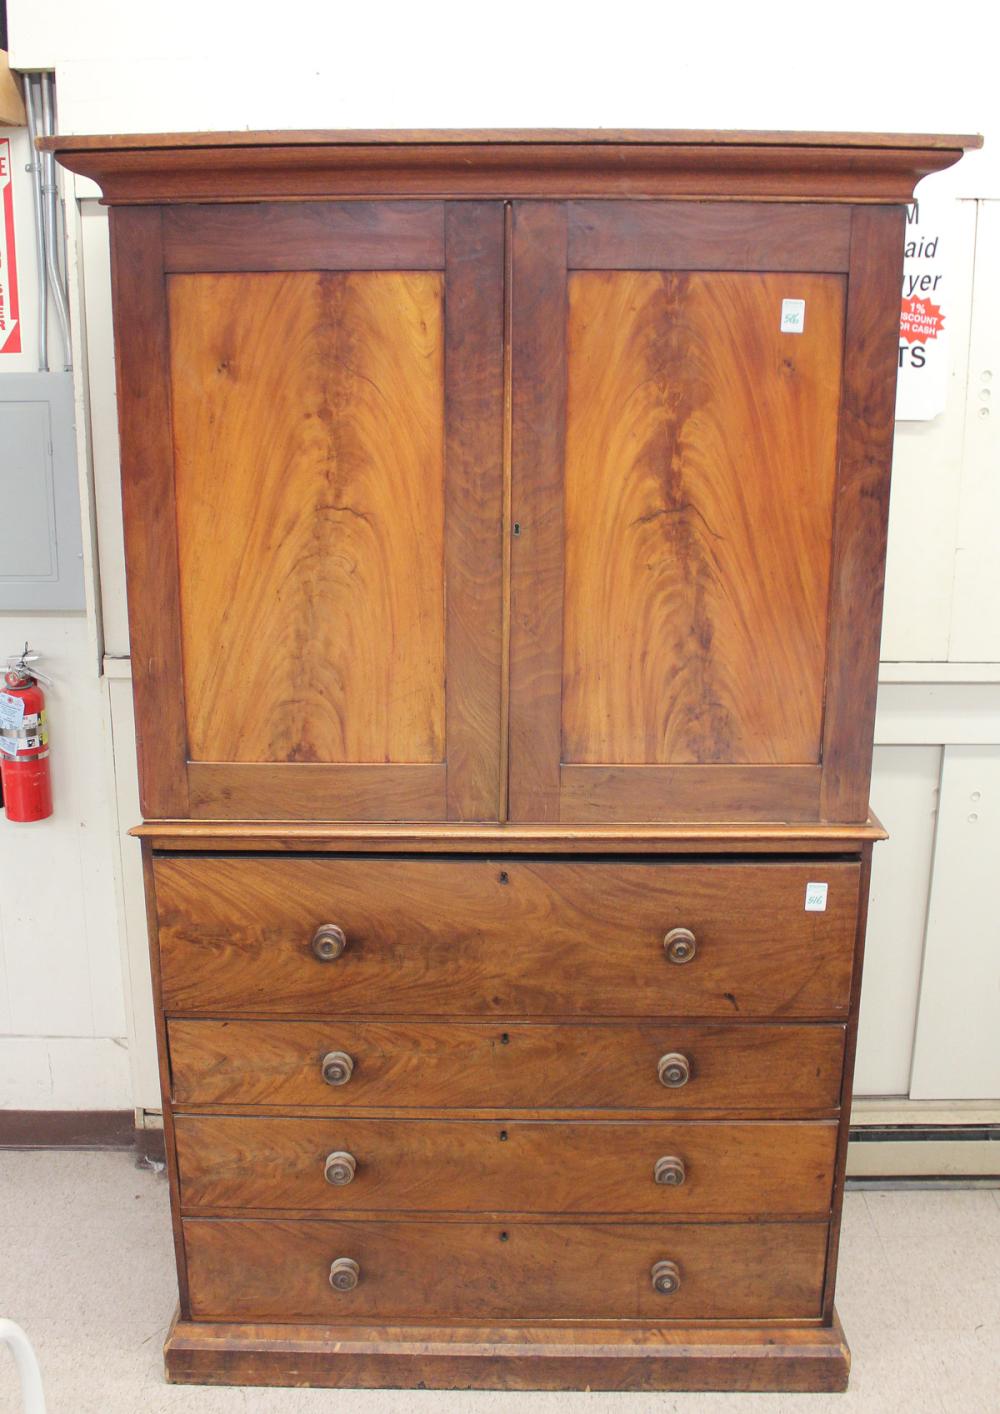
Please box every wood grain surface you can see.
[154,855,860,1018]
[562,271,844,768]
[110,207,189,818]
[507,203,567,820]
[567,203,852,272]
[174,1114,837,1217]
[163,1311,852,1392]
[820,208,907,821]
[139,820,883,851]
[442,203,506,820]
[47,131,979,208]
[167,1019,845,1111]
[162,201,446,273]
[169,268,446,768]
[183,1216,829,1322]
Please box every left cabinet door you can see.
[111,202,504,822]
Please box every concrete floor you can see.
[0,1152,998,1413]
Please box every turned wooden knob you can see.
[663,927,696,964]
[324,1150,357,1186]
[654,1155,686,1186]
[329,1257,360,1291]
[651,1259,681,1295]
[657,1052,691,1088]
[321,1051,354,1086]
[311,924,348,962]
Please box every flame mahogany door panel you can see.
[507,201,904,824]
[112,201,504,822]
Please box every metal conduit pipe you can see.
[39,72,72,370]
[20,73,48,372]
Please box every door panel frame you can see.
[111,200,504,822]
[507,200,904,824]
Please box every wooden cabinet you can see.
[46,127,978,1393]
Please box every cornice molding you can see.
[40,129,982,205]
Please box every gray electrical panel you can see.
[0,371,84,610]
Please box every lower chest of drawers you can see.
[150,848,863,1328]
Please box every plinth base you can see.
[165,1312,851,1392]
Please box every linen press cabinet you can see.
[47,128,979,1392]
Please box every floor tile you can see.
[1,1153,998,1413]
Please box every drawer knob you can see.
[657,1052,691,1088]
[651,1259,681,1295]
[321,1051,355,1086]
[324,1150,357,1186]
[654,1155,686,1186]
[311,924,348,962]
[663,927,697,964]
[329,1257,360,1292]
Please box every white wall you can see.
[0,127,131,1108]
[3,0,999,1115]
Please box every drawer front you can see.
[168,1019,845,1111]
[155,855,859,1018]
[174,1115,838,1216]
[183,1216,828,1322]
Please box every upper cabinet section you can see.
[47,131,980,826]
[110,200,504,821]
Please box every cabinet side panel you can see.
[169,270,446,767]
[562,271,844,768]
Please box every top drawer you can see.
[154,855,859,1018]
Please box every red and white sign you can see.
[900,295,945,345]
[0,137,21,354]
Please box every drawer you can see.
[183,1216,829,1322]
[155,855,859,1018]
[174,1115,838,1217]
[168,1019,845,1111]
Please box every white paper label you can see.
[780,298,806,334]
[0,692,24,729]
[805,882,828,912]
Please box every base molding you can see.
[165,1312,850,1392]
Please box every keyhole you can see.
[499,1231,509,1242]
[501,1032,510,1045]
[499,1129,508,1141]
[512,523,521,536]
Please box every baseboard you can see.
[0,1108,166,1164]
[847,1123,1000,1181]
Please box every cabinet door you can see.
[508,201,903,823]
[112,202,503,821]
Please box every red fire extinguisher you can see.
[0,645,53,822]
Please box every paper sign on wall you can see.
[0,138,20,355]
[896,198,951,422]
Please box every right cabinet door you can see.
[508,200,903,824]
